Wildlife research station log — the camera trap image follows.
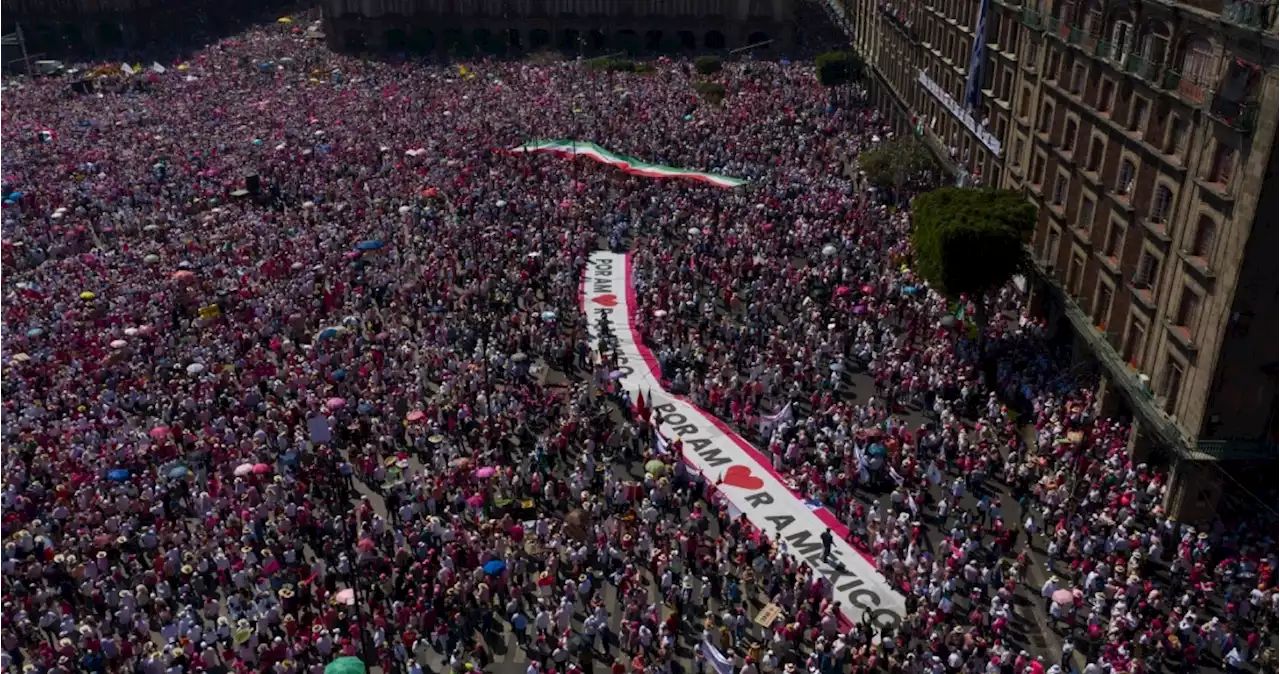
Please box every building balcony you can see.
[1195,439,1280,461]
[1046,16,1061,33]
[1067,27,1084,45]
[1209,96,1259,132]
[1128,282,1157,310]
[1021,7,1043,29]
[1025,253,1196,457]
[1177,75,1211,105]
[1123,54,1159,82]
[1141,217,1173,243]
[1094,38,1113,59]
[1220,0,1279,32]
[879,3,920,42]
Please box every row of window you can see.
[1051,239,1198,414]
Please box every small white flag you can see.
[121,62,135,75]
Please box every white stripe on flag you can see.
[702,638,736,674]
[654,431,670,455]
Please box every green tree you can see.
[693,81,727,104]
[694,55,722,75]
[815,50,864,86]
[910,187,1035,328]
[858,137,937,190]
[585,57,637,72]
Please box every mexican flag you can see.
[510,139,747,189]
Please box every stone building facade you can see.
[814,0,1278,521]
[2,0,293,56]
[318,0,798,56]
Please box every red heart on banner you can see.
[722,465,765,491]
[592,294,618,307]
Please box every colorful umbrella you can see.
[79,291,96,301]
[475,466,497,479]
[326,397,346,410]
[107,469,131,482]
[149,426,170,440]
[324,657,365,674]
[315,326,347,341]
[355,239,384,251]
[333,589,356,605]
[406,410,426,423]
[234,463,255,477]
[252,463,272,475]
[483,560,507,576]
[167,465,189,479]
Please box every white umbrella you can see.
[822,244,837,257]
[186,363,206,375]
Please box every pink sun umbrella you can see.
[406,410,426,423]
[252,463,272,475]
[172,270,197,283]
[326,397,346,410]
[466,494,485,508]
[475,466,497,479]
[835,286,851,298]
[861,284,875,294]
[334,588,356,605]
[149,426,171,440]
[234,463,254,477]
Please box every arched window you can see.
[1087,137,1104,171]
[1180,38,1214,83]
[1063,119,1078,150]
[1110,20,1133,61]
[1190,215,1217,258]
[1139,25,1169,66]
[1116,159,1136,194]
[1056,0,1076,21]
[1083,0,1104,37]
[1149,185,1173,223]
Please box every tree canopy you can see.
[815,51,864,86]
[859,136,937,189]
[693,81,727,104]
[910,188,1036,301]
[694,55,723,75]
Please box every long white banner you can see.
[583,251,906,629]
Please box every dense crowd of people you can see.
[1,17,1275,674]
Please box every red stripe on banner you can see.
[622,252,871,632]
